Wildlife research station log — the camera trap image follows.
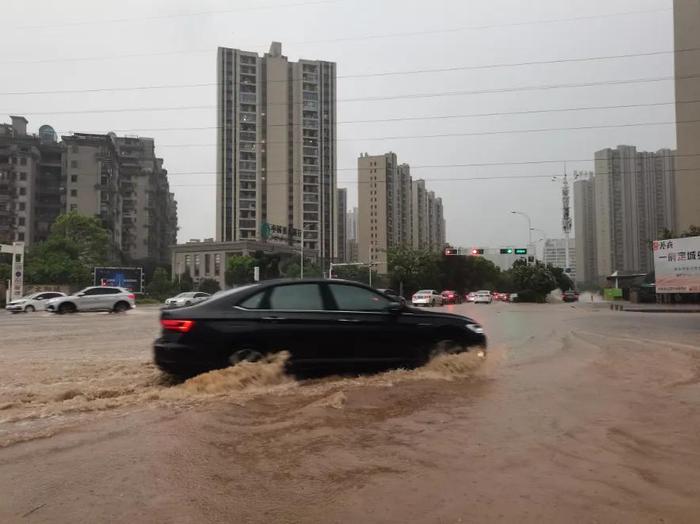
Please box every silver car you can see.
[46,286,136,314]
[164,291,210,308]
[5,291,66,313]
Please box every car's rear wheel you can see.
[228,347,264,366]
[24,305,35,313]
[113,301,130,313]
[58,303,76,314]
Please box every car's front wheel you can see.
[229,347,264,366]
[24,305,35,313]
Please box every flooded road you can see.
[1,304,699,523]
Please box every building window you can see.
[20,157,27,166]
[214,254,221,276]
[70,189,77,197]
[71,175,78,183]
[71,160,78,168]
[205,254,211,275]
[19,172,27,181]
[194,254,200,277]
[184,255,191,275]
[18,187,26,196]
[18,232,25,241]
[19,202,26,211]
[70,204,77,211]
[18,217,25,226]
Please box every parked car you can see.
[473,290,493,304]
[165,292,211,308]
[508,293,519,302]
[563,290,579,302]
[377,288,406,305]
[46,287,135,314]
[154,279,487,376]
[441,290,462,304]
[411,289,443,307]
[466,292,477,302]
[5,291,66,313]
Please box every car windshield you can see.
[416,290,433,294]
[176,292,196,298]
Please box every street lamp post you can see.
[511,211,532,244]
[530,227,547,261]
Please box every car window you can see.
[82,288,101,296]
[268,284,324,310]
[238,291,266,309]
[195,293,208,298]
[103,288,121,294]
[329,284,392,311]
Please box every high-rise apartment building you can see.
[573,171,597,284]
[594,146,675,277]
[358,152,445,273]
[673,0,700,232]
[543,238,576,281]
[0,116,177,264]
[346,206,358,262]
[0,117,62,246]
[216,42,337,264]
[336,188,347,262]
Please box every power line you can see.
[6,73,696,117]
[162,153,700,178]
[9,0,339,31]
[0,6,671,63]
[148,118,694,148]
[165,167,700,188]
[2,46,697,96]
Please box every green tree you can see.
[49,212,111,266]
[252,251,282,280]
[198,278,221,294]
[177,272,194,292]
[25,237,93,286]
[278,257,323,278]
[547,264,574,291]
[387,246,441,297]
[509,260,557,302]
[225,255,256,286]
[659,225,700,239]
[146,268,176,300]
[331,264,370,284]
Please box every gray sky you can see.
[1,0,676,249]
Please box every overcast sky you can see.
[1,0,676,249]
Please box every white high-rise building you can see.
[543,238,577,281]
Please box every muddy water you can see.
[1,305,700,523]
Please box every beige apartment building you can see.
[673,0,700,232]
[358,152,446,273]
[573,171,597,284]
[216,42,337,264]
[594,146,675,278]
[336,187,347,262]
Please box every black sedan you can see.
[154,279,487,376]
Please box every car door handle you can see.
[262,316,286,321]
[337,318,360,323]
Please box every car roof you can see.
[204,278,377,303]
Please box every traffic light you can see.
[444,247,458,256]
[500,248,514,254]
[514,248,528,255]
[470,248,484,255]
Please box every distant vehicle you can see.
[411,289,443,307]
[377,288,406,305]
[466,292,477,302]
[473,290,493,304]
[154,279,487,376]
[46,287,135,314]
[493,292,509,302]
[165,292,211,308]
[441,290,462,304]
[508,293,519,302]
[563,290,579,302]
[5,291,66,313]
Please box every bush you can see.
[514,289,547,303]
[198,278,221,294]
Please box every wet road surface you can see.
[1,303,699,523]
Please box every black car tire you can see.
[429,338,464,360]
[58,302,76,314]
[24,305,35,313]
[113,301,130,313]
[229,347,264,366]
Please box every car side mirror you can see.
[386,302,403,314]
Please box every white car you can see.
[411,289,443,307]
[5,291,66,313]
[46,286,136,314]
[473,290,493,304]
[164,291,211,308]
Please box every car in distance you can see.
[153,279,487,376]
[165,291,211,308]
[465,291,477,302]
[5,291,66,313]
[411,289,443,307]
[376,288,406,305]
[441,290,462,304]
[562,290,579,302]
[473,290,493,304]
[46,286,136,314]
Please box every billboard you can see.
[93,267,144,293]
[652,236,700,293]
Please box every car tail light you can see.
[161,319,195,333]
[128,294,136,300]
